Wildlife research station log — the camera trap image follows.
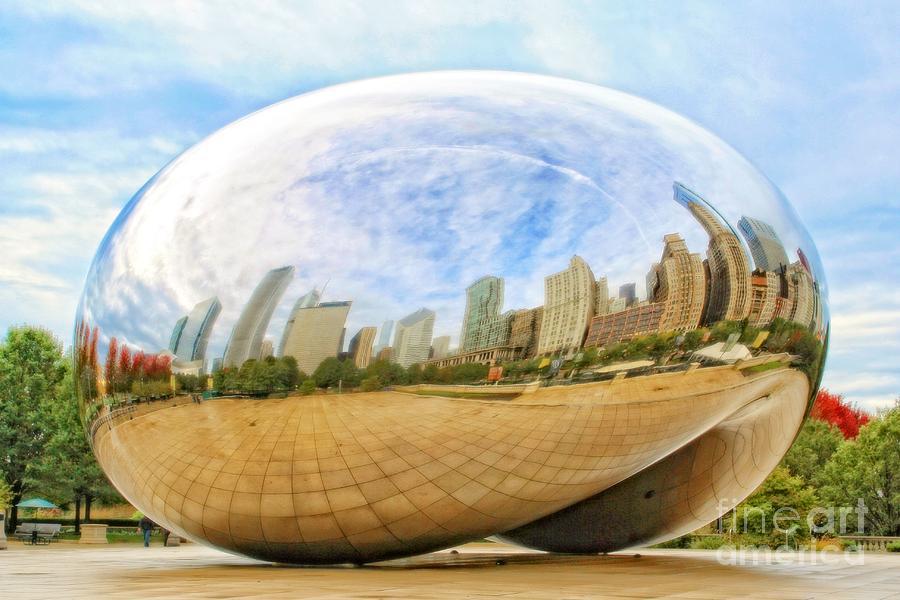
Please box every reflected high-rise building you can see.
[431,335,451,360]
[674,183,751,323]
[594,277,609,316]
[223,266,295,368]
[537,256,596,356]
[172,297,222,364]
[349,326,377,369]
[373,319,394,355]
[748,270,779,328]
[259,339,274,360]
[281,301,352,374]
[738,216,789,273]
[460,276,504,352]
[647,234,706,333]
[168,316,187,354]
[778,262,816,329]
[277,288,322,357]
[618,283,636,307]
[509,307,543,358]
[393,308,435,368]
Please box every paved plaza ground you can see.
[1,541,898,599]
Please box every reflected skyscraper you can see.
[738,216,789,273]
[749,270,779,327]
[172,297,222,364]
[509,307,543,358]
[460,276,504,352]
[618,283,636,307]
[277,288,322,357]
[431,335,450,360]
[349,326,377,369]
[674,183,751,323]
[281,301,352,374]
[647,234,706,333]
[594,277,609,316]
[223,266,294,368]
[373,319,394,355]
[393,308,435,367]
[537,256,595,356]
[168,316,187,354]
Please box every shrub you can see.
[360,376,382,392]
[690,536,726,550]
[887,541,900,552]
[299,379,317,395]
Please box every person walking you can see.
[139,515,154,547]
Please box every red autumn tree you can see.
[810,388,870,439]
[104,337,118,394]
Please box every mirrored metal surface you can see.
[75,71,828,564]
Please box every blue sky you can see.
[1,2,897,411]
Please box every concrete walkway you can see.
[1,542,898,599]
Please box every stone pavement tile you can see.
[1,543,899,599]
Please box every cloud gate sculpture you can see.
[75,71,827,564]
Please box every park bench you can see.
[14,523,62,544]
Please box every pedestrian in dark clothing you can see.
[139,516,154,547]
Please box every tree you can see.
[299,379,317,395]
[780,418,843,488]
[810,389,870,439]
[725,466,819,547]
[313,357,344,388]
[360,376,382,392]
[364,359,409,386]
[104,337,118,396]
[820,405,899,536]
[27,358,121,532]
[0,326,66,531]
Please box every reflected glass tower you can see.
[223,266,294,368]
[172,297,222,363]
[460,276,504,352]
[431,335,450,359]
[393,308,435,367]
[738,216,789,273]
[168,316,187,354]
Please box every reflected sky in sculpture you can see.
[77,72,825,358]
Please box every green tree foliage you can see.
[213,357,303,394]
[360,376,382,392]
[313,357,343,388]
[0,477,11,510]
[27,359,121,530]
[298,379,317,395]
[364,359,409,386]
[174,373,202,393]
[0,326,66,529]
[780,418,844,487]
[725,466,819,547]
[819,404,899,536]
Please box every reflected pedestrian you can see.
[139,515,154,547]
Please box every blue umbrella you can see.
[16,498,59,509]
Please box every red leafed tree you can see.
[89,326,99,370]
[104,337,118,394]
[131,350,145,379]
[810,389,870,439]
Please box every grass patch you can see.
[412,390,520,400]
[745,361,783,373]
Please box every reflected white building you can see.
[171,297,222,364]
[277,288,322,357]
[393,308,435,367]
[223,266,294,368]
[281,301,352,374]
